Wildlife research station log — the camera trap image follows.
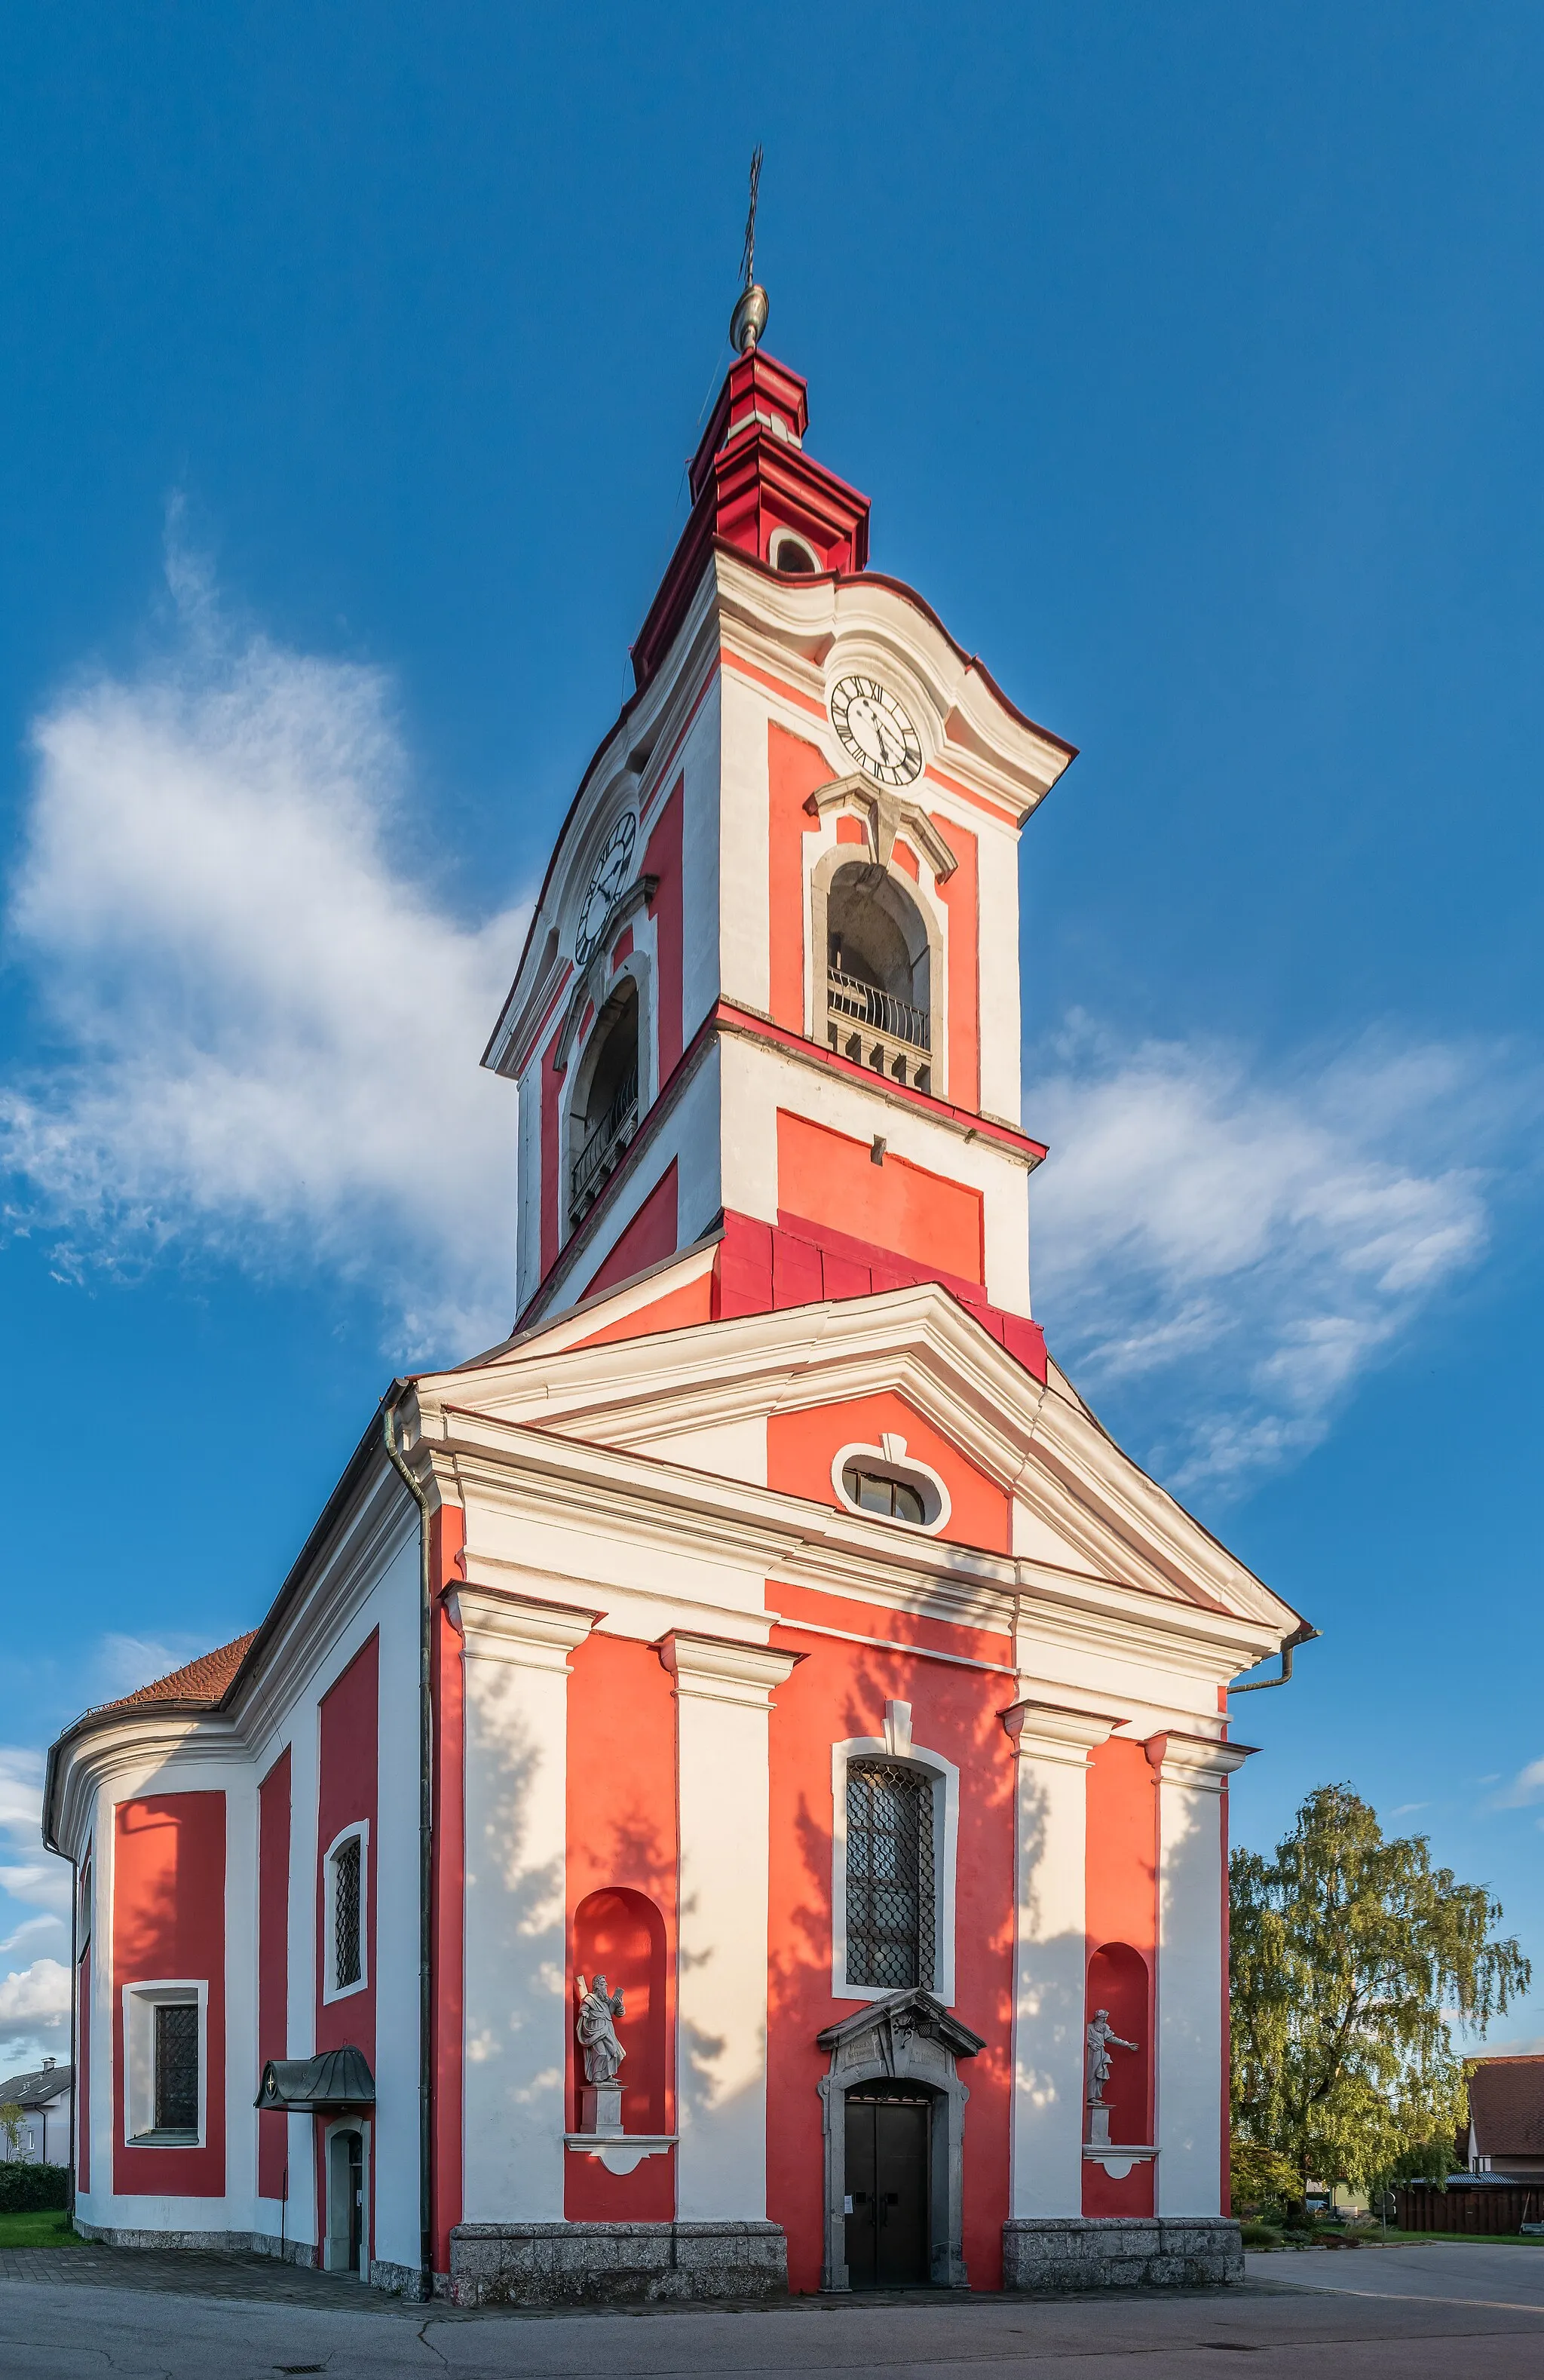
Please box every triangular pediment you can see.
[414,1253,1295,1639]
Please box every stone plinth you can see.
[1002,2216,1244,2292]
[447,2219,789,2308]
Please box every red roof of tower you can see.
[630,348,871,690]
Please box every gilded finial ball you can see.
[731,282,769,354]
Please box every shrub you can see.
[1239,2221,1282,2248]
[0,2162,69,2212]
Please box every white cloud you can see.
[1496,1758,1544,1810]
[1028,1017,1530,1493]
[1,541,528,1361]
[0,1748,71,1923]
[0,1958,70,2029]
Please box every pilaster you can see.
[1000,1701,1120,2219]
[1147,1732,1251,2217]
[657,1632,801,2221]
[452,1587,602,2223]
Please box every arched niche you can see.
[571,1886,669,2136]
[1086,1940,1152,2149]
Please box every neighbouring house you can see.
[1465,2056,1544,2179]
[41,287,1307,2305]
[0,2060,72,2164]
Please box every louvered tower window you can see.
[333,1836,363,1989]
[153,2002,199,2133]
[845,1760,935,1990]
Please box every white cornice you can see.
[51,1716,247,1860]
[406,1404,1291,1691]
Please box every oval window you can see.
[843,1464,927,1526]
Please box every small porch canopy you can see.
[254,2047,375,2111]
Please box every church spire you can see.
[729,144,769,355]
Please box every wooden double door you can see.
[844,2088,932,2288]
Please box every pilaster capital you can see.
[1000,1700,1121,1768]
[1145,1730,1254,1793]
[448,1586,604,1671]
[656,1631,803,1711]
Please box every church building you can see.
[44,278,1305,2303]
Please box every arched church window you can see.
[569,978,641,1225]
[772,530,819,573]
[826,860,932,1089]
[845,1759,936,1992]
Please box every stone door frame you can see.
[816,1989,985,2291]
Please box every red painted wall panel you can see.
[112,1792,226,2198]
[1082,1737,1158,2218]
[767,1391,1012,1555]
[776,1111,985,1286]
[581,1161,679,1302]
[314,1633,380,2265]
[256,1748,291,2201]
[564,1633,678,2222]
[644,777,684,1079]
[767,1619,1015,2292]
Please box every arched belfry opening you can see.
[569,977,641,1226]
[826,861,933,1093]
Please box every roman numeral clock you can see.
[829,675,924,788]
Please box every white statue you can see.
[576,1972,626,2085]
[1086,2006,1138,2106]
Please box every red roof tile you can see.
[1469,2056,1544,2158]
[93,1633,256,1715]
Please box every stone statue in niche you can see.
[575,1972,626,2136]
[576,1973,626,2083]
[1085,2007,1138,2108]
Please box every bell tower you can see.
[482,281,1075,1364]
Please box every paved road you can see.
[2,2241,1544,2377]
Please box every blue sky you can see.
[2,4,1542,2074]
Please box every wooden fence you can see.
[1396,2182,1544,2234]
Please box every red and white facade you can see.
[44,334,1303,2302]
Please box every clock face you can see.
[574,812,638,967]
[829,674,924,787]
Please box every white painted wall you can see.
[1003,1704,1115,2219]
[662,1635,798,2220]
[455,1587,595,2223]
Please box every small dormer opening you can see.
[772,529,819,574]
[569,977,641,1225]
[826,861,932,1090]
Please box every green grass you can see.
[0,2209,84,2248]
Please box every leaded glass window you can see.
[153,2001,198,2132]
[333,1836,362,1989]
[846,1759,935,1990]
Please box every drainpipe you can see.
[1229,1620,1320,1694]
[382,1385,434,2305]
[67,1858,77,2228]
